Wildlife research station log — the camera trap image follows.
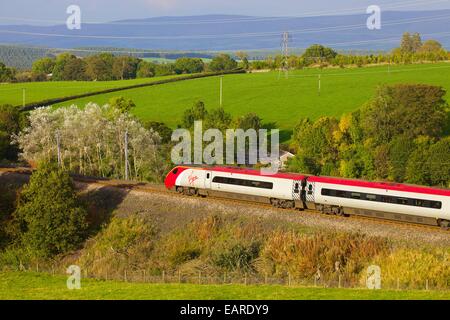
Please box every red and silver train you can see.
[164,166,450,229]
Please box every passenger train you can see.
[164,166,450,229]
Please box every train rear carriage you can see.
[306,176,450,227]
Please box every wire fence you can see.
[9,263,450,292]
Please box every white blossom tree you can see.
[13,103,164,181]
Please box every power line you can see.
[0,13,449,40]
[0,0,447,26]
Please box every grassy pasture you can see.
[1,272,448,300]
[0,75,182,106]
[52,63,450,130]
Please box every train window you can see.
[212,176,273,189]
[396,198,409,205]
[316,187,442,210]
[336,190,346,197]
[415,199,424,207]
[295,183,299,190]
[172,168,178,175]
[206,173,210,179]
[430,201,442,209]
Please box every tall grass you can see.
[9,213,446,290]
[372,248,450,289]
[258,231,389,284]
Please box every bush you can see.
[77,214,156,278]
[10,162,88,258]
[213,242,260,272]
[372,248,450,289]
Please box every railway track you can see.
[1,167,448,234]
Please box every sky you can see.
[0,0,450,25]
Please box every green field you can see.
[0,272,448,300]
[51,63,450,130]
[0,75,182,106]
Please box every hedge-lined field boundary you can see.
[17,69,246,112]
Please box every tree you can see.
[0,104,25,161]
[388,135,416,182]
[205,107,232,131]
[292,117,339,175]
[427,137,450,187]
[11,162,88,258]
[234,113,262,131]
[400,32,422,53]
[302,44,337,64]
[0,61,15,82]
[236,51,250,70]
[173,57,204,74]
[143,121,172,144]
[31,57,55,75]
[405,136,434,185]
[112,56,140,80]
[361,84,448,144]
[63,57,87,81]
[209,54,238,72]
[419,40,443,53]
[182,101,208,128]
[13,103,161,181]
[108,96,136,114]
[85,53,114,81]
[137,61,156,78]
[52,53,77,81]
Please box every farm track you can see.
[1,167,448,237]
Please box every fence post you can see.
[36,262,39,273]
[425,279,429,291]
[314,277,317,287]
[124,269,127,282]
[178,270,181,283]
[244,274,247,286]
[338,275,341,288]
[162,270,165,283]
[288,273,291,287]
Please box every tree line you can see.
[0,53,239,83]
[250,33,449,70]
[288,83,450,188]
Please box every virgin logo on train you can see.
[188,173,199,185]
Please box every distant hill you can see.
[0,11,449,51]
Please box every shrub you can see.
[213,242,260,273]
[10,162,88,258]
[371,248,450,289]
[77,214,156,278]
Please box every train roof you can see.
[308,176,450,197]
[188,166,307,180]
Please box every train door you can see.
[306,181,315,203]
[204,171,212,189]
[292,180,302,201]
